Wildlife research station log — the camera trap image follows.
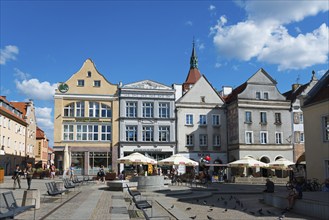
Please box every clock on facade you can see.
[58,83,69,93]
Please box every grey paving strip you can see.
[39,191,81,220]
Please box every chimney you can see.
[221,86,233,96]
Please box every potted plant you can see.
[0,167,4,183]
[105,169,116,180]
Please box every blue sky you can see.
[1,0,328,146]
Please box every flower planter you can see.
[105,172,117,180]
[0,169,4,183]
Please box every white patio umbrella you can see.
[157,154,199,166]
[228,156,268,168]
[117,152,157,165]
[268,158,294,170]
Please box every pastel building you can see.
[53,59,119,174]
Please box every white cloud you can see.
[14,68,31,80]
[0,86,10,95]
[15,78,57,101]
[185,21,193,26]
[295,27,301,33]
[0,45,19,65]
[35,107,53,144]
[210,1,329,71]
[209,5,216,11]
[215,63,222,68]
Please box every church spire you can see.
[190,39,198,69]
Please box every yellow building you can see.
[302,70,329,183]
[53,59,119,175]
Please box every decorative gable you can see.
[177,75,224,105]
[247,68,277,85]
[122,80,172,90]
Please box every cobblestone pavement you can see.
[0,176,325,220]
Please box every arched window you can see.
[64,103,75,117]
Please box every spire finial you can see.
[311,70,318,81]
[190,38,198,69]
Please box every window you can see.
[142,126,153,141]
[275,113,281,124]
[126,126,137,141]
[245,131,253,144]
[158,126,170,142]
[199,134,208,146]
[94,80,101,87]
[275,132,282,144]
[7,137,10,148]
[76,125,98,141]
[8,119,10,129]
[101,125,111,141]
[159,103,169,118]
[77,79,84,87]
[245,111,252,123]
[260,131,268,144]
[199,115,207,125]
[87,71,92,77]
[264,92,269,100]
[213,135,221,146]
[299,113,304,123]
[293,112,300,124]
[323,116,329,141]
[63,125,74,141]
[89,102,100,117]
[260,112,267,124]
[256,92,261,100]
[300,132,304,142]
[64,103,75,117]
[142,102,153,118]
[101,104,111,118]
[126,102,137,117]
[294,131,301,143]
[186,135,194,146]
[212,114,220,126]
[76,101,85,117]
[185,114,193,125]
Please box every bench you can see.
[63,179,76,190]
[45,182,69,201]
[2,191,36,220]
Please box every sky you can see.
[1,0,328,146]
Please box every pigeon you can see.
[240,202,244,208]
[207,215,214,220]
[186,207,191,211]
[229,195,233,200]
[223,208,228,212]
[208,208,213,212]
[267,210,273,215]
[217,197,220,201]
[258,208,264,215]
[203,200,207,205]
[196,199,199,203]
[221,196,225,201]
[170,204,174,209]
[190,215,197,219]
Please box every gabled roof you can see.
[184,68,201,84]
[36,127,45,139]
[10,102,28,118]
[0,96,27,125]
[121,79,172,90]
[223,83,247,104]
[304,70,329,106]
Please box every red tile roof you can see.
[10,102,28,118]
[0,96,27,125]
[223,82,247,104]
[36,127,45,139]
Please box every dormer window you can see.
[87,71,92,77]
[77,80,84,87]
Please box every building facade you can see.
[225,68,293,176]
[10,100,37,165]
[0,96,28,175]
[302,70,329,182]
[176,75,227,168]
[283,71,318,163]
[53,59,119,174]
[35,127,49,168]
[118,80,176,173]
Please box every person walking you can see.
[97,165,105,183]
[69,164,75,180]
[50,164,56,179]
[26,163,33,190]
[13,164,22,190]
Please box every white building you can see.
[118,80,176,173]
